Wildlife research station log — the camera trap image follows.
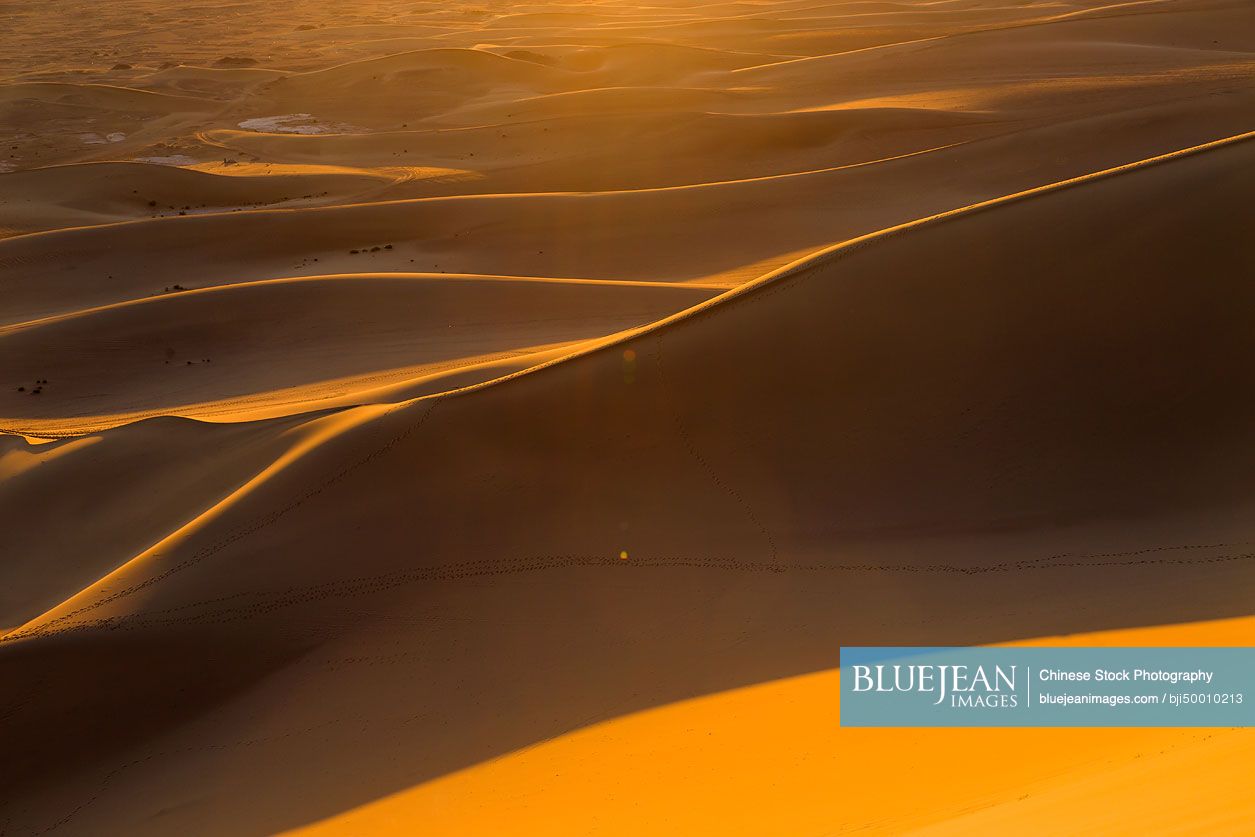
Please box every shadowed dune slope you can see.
[0,161,407,235]
[0,274,720,434]
[0,414,320,631]
[2,134,1254,835]
[0,82,212,112]
[3,0,1255,832]
[201,106,994,194]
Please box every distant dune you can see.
[1,0,1253,833]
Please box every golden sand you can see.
[2,0,1253,832]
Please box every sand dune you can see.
[0,274,720,434]
[2,0,1253,832]
[140,65,289,97]
[202,106,994,198]
[0,161,431,235]
[0,414,312,631]
[256,48,571,126]
[291,616,1255,835]
[0,82,212,112]
[4,131,1254,834]
[6,82,1251,322]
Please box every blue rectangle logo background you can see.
[840,647,1254,727]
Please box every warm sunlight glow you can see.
[2,0,1253,832]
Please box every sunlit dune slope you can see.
[289,616,1255,836]
[3,133,1253,835]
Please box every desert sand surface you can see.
[2,0,1254,833]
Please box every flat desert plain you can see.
[1,0,1254,833]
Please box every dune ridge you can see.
[4,127,1255,833]
[0,272,721,435]
[2,0,1254,833]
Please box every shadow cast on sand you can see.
[3,133,1255,833]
